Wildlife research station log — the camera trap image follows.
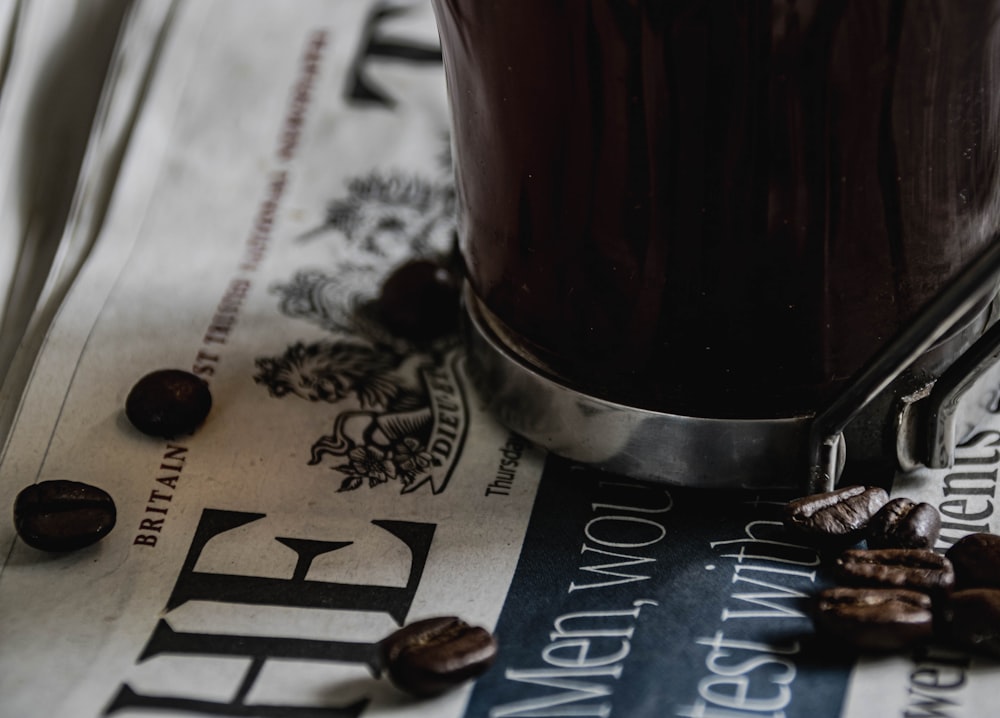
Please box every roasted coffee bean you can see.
[126,369,212,437]
[866,498,941,550]
[379,616,497,697]
[784,485,888,547]
[945,533,1000,590]
[378,259,460,341]
[833,548,955,596]
[813,586,933,651]
[938,588,1000,657]
[13,480,116,552]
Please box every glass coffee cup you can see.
[431,0,1000,492]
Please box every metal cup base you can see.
[462,286,833,491]
[462,248,1000,494]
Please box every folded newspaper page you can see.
[0,0,133,388]
[0,0,177,442]
[0,1,997,716]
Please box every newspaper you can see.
[0,0,176,442]
[0,0,134,386]
[0,1,997,716]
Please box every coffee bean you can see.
[378,259,460,341]
[784,485,889,547]
[126,369,212,438]
[379,616,497,697]
[945,533,1000,590]
[813,586,934,651]
[833,548,955,596]
[938,588,1000,657]
[866,498,941,550]
[13,480,116,552]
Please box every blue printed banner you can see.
[466,457,852,718]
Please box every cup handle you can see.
[807,235,1000,491]
[909,312,1000,469]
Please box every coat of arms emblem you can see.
[253,169,467,494]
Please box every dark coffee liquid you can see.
[434,0,1000,418]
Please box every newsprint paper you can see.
[0,1,998,717]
